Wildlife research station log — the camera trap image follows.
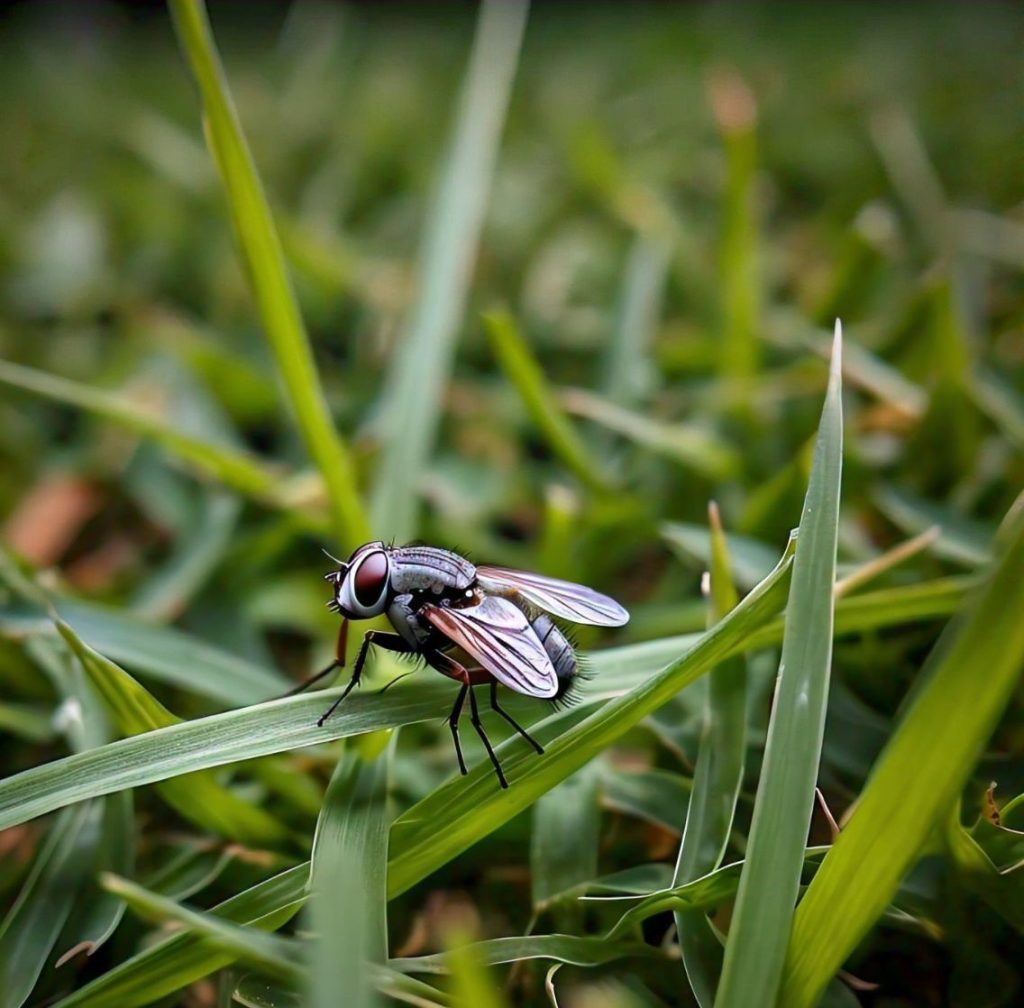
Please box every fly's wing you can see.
[476,566,629,627]
[422,596,558,698]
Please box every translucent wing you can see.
[476,566,629,627]
[422,596,558,698]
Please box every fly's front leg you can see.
[317,630,412,727]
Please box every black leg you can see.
[316,630,412,727]
[489,681,544,755]
[448,683,469,775]
[469,685,508,789]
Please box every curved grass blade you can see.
[370,0,528,541]
[308,739,393,1008]
[56,620,288,845]
[780,502,1024,1008]
[54,865,310,1008]
[167,0,369,549]
[673,502,747,1006]
[445,938,510,1008]
[393,934,662,975]
[715,322,843,1008]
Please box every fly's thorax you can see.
[389,546,476,594]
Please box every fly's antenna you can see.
[321,547,347,566]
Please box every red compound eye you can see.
[353,551,388,607]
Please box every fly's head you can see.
[324,541,392,619]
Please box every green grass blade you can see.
[370,0,528,541]
[54,865,310,1008]
[0,803,101,1008]
[674,503,746,1006]
[0,359,285,501]
[386,540,795,897]
[56,620,288,845]
[167,0,369,549]
[483,309,611,493]
[308,741,393,1008]
[715,322,843,1008]
[780,502,1024,1007]
[445,938,511,1008]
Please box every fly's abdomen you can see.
[530,613,580,703]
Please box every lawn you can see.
[1,2,1023,1006]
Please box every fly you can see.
[295,541,629,788]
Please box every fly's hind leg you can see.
[317,630,412,727]
[426,650,508,789]
[489,681,544,755]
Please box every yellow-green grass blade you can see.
[0,358,286,504]
[779,501,1024,1007]
[484,310,611,493]
[370,0,528,542]
[308,740,393,1008]
[674,503,746,1006]
[167,0,369,549]
[56,620,288,846]
[715,322,843,1008]
[0,566,972,836]
[386,539,796,898]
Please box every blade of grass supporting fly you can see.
[779,500,1024,1007]
[714,322,843,1008]
[307,739,393,1008]
[370,0,528,542]
[673,502,746,1006]
[483,310,610,493]
[167,0,369,549]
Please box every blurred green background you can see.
[0,2,1023,1006]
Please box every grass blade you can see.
[167,0,369,548]
[370,0,528,541]
[714,321,843,1008]
[308,740,393,1008]
[674,503,746,1006]
[780,501,1024,1006]
[483,309,610,493]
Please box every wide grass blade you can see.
[715,322,843,1008]
[167,0,369,548]
[780,500,1024,1007]
[370,0,528,541]
[308,741,393,1008]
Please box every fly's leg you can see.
[489,681,544,755]
[317,630,412,727]
[448,683,469,776]
[281,619,349,698]
[468,684,508,789]
[425,650,508,787]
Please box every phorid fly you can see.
[296,541,629,788]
